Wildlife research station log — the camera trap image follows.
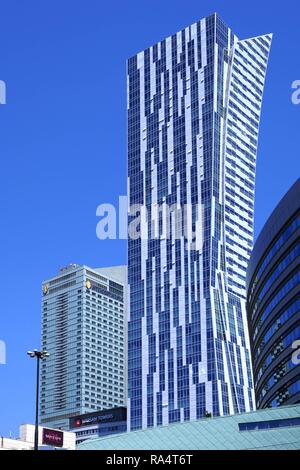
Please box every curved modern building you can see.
[247,179,300,408]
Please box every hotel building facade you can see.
[40,264,127,430]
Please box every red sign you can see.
[42,428,64,448]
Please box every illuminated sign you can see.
[70,407,126,429]
[42,428,64,448]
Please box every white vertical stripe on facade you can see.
[162,349,169,425]
[176,30,182,63]
[161,233,166,313]
[157,41,161,61]
[177,71,183,117]
[213,43,219,113]
[152,257,159,428]
[167,124,174,196]
[205,380,212,415]
[190,23,198,71]
[151,149,157,206]
[150,47,156,114]
[141,238,148,291]
[233,342,240,385]
[190,364,197,421]
[139,53,146,176]
[142,312,149,428]
[223,341,234,415]
[200,19,207,67]
[179,238,186,368]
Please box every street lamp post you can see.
[27,349,49,451]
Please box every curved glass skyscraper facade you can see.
[128,13,272,430]
[247,179,300,408]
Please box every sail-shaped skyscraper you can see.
[127,13,272,430]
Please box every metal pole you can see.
[34,354,40,451]
[27,349,48,450]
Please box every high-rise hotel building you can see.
[40,264,127,430]
[127,13,272,430]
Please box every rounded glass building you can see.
[247,179,300,408]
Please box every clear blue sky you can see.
[0,0,299,436]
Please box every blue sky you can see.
[0,0,299,436]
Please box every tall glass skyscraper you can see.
[127,13,272,430]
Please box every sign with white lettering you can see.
[42,428,64,448]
